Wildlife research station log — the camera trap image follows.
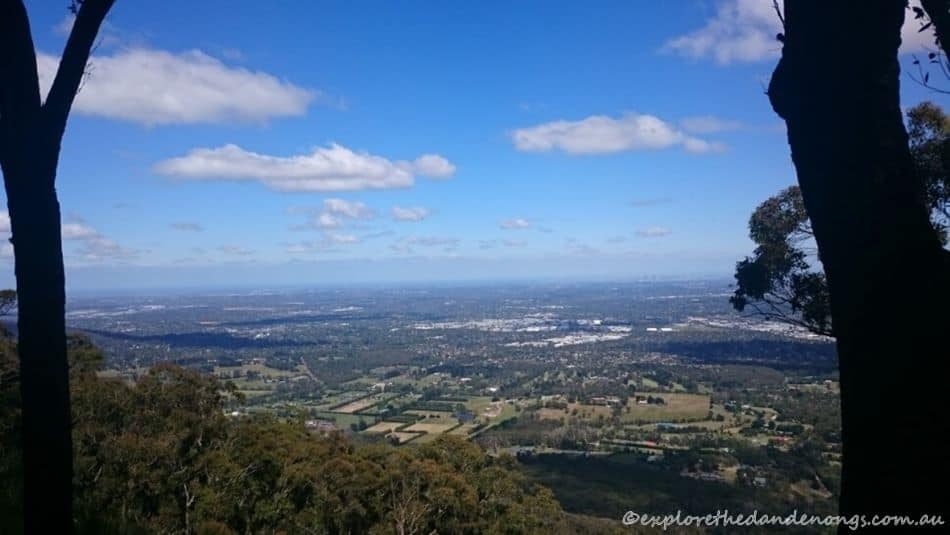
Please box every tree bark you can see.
[3,163,71,533]
[1,0,115,531]
[769,0,950,522]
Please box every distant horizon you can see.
[1,250,742,294]
[60,272,735,298]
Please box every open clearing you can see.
[621,392,710,424]
[334,393,391,414]
[404,421,459,434]
[538,407,571,421]
[364,421,405,434]
[466,397,510,421]
[539,402,613,422]
[357,397,515,444]
[449,423,481,436]
[405,410,455,419]
[310,411,367,428]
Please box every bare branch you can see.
[909,52,950,94]
[772,0,786,29]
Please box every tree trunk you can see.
[769,0,949,522]
[3,144,72,532]
[2,2,114,531]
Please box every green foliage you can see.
[0,331,23,534]
[732,101,950,336]
[0,331,568,534]
[0,289,15,317]
[907,101,950,239]
[730,186,833,336]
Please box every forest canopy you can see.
[0,330,595,535]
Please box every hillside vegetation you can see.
[0,331,625,534]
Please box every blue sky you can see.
[0,1,940,290]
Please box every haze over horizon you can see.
[1,0,937,290]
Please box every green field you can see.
[357,397,514,444]
[214,362,307,379]
[334,392,398,414]
[405,409,455,419]
[310,411,370,428]
[465,397,516,424]
[449,423,481,436]
[620,393,710,424]
[539,402,612,423]
[364,421,406,434]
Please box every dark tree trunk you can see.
[1,1,115,531]
[769,0,949,522]
[3,160,71,533]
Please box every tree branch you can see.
[744,303,832,337]
[0,0,41,117]
[43,0,115,144]
[0,0,42,168]
[922,0,950,51]
[772,0,785,29]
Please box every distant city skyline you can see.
[1,1,939,289]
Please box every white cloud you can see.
[36,48,314,125]
[406,154,456,178]
[902,2,937,53]
[323,198,374,219]
[663,0,930,65]
[315,212,341,229]
[679,115,743,134]
[0,215,136,262]
[74,236,137,261]
[61,221,138,261]
[291,198,375,230]
[636,226,672,238]
[0,215,10,259]
[155,143,455,192]
[682,137,726,154]
[511,113,725,155]
[500,218,531,230]
[391,206,431,222]
[662,0,780,65]
[61,222,99,240]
